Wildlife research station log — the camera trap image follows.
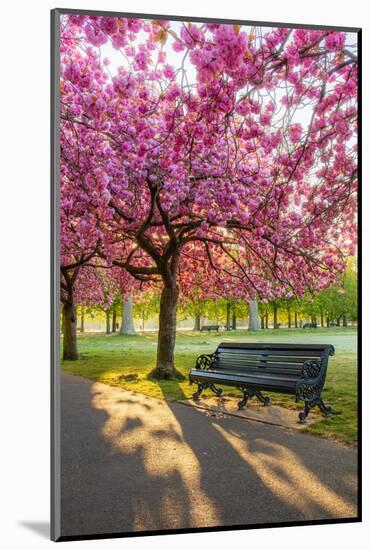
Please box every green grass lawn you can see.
[62,328,358,446]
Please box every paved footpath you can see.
[60,373,358,538]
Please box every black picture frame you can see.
[51,8,362,542]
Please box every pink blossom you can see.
[113,72,136,97]
[112,33,126,50]
[99,16,118,35]
[163,64,175,79]
[84,21,108,47]
[325,32,346,52]
[289,123,303,143]
[172,40,186,52]
[64,62,81,84]
[134,51,148,70]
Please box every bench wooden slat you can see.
[216,354,309,363]
[217,346,323,357]
[216,343,332,351]
[203,369,298,382]
[189,370,297,392]
[190,368,298,384]
[216,357,307,365]
[215,362,304,373]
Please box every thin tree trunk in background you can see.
[326,316,330,328]
[226,302,231,331]
[287,307,291,328]
[80,309,85,333]
[342,315,348,327]
[265,313,268,329]
[112,308,117,332]
[294,311,298,328]
[62,301,79,360]
[105,311,111,334]
[150,286,182,379]
[120,294,136,334]
[273,304,279,329]
[232,310,237,330]
[193,314,201,331]
[320,308,324,327]
[260,315,265,329]
[337,317,341,327]
[248,300,260,330]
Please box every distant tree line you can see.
[68,261,357,333]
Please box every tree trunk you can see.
[62,301,79,360]
[273,304,279,329]
[193,314,201,331]
[80,309,85,333]
[294,311,298,329]
[342,315,348,327]
[232,310,237,330]
[326,316,330,328]
[226,302,231,330]
[105,311,111,334]
[120,294,136,335]
[320,308,324,328]
[287,307,291,329]
[260,315,265,329]
[149,286,183,379]
[265,313,268,329]
[337,317,341,327]
[112,308,117,332]
[248,300,260,330]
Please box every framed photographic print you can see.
[51,7,361,542]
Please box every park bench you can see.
[189,343,334,423]
[200,325,220,332]
[303,322,317,329]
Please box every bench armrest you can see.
[195,353,216,370]
[296,359,326,403]
[300,359,323,380]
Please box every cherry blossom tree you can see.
[59,15,358,377]
[60,177,102,359]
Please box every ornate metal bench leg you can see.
[254,390,270,406]
[210,384,223,397]
[298,401,311,424]
[318,398,332,417]
[238,387,255,410]
[238,392,248,410]
[192,383,205,401]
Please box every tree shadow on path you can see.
[60,373,357,538]
[162,378,357,528]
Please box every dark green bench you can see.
[189,343,334,423]
[200,325,219,332]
